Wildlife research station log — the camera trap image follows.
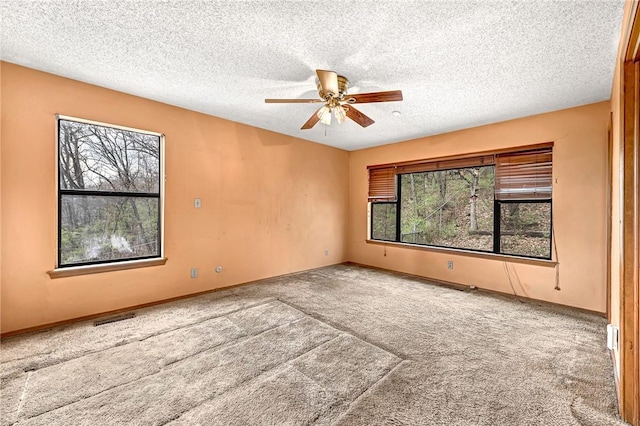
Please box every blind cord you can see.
[503,262,524,303]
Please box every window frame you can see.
[493,198,553,260]
[55,114,166,269]
[395,167,498,255]
[368,145,553,261]
[369,201,399,242]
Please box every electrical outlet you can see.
[607,324,619,350]
[194,198,201,208]
[325,249,329,256]
[447,261,454,270]
[190,268,198,278]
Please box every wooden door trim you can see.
[621,59,639,424]
[618,2,640,424]
[633,6,640,424]
[635,59,640,426]
[624,2,640,62]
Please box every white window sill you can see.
[48,257,168,279]
[365,239,556,267]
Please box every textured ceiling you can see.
[1,1,625,151]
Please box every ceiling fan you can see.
[265,69,403,130]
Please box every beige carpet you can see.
[0,264,626,425]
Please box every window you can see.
[371,203,397,241]
[57,116,163,267]
[368,145,552,260]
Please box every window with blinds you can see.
[368,167,396,201]
[367,143,553,259]
[495,148,552,200]
[368,154,494,201]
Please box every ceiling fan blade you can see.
[301,107,323,130]
[265,98,323,103]
[345,105,375,128]
[344,90,403,104]
[316,69,339,96]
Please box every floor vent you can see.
[94,312,135,326]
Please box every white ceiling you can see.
[1,1,625,151]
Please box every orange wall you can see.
[349,102,610,313]
[0,62,350,334]
[610,47,623,380]
[0,61,613,333]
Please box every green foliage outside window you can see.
[399,167,495,251]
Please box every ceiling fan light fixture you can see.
[334,105,347,124]
[317,105,332,125]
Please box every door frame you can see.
[619,1,640,424]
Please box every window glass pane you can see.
[59,120,160,193]
[371,203,397,241]
[399,166,494,251]
[499,202,551,258]
[60,194,159,266]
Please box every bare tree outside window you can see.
[58,118,162,267]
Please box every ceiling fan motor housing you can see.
[317,75,349,100]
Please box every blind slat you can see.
[495,148,552,200]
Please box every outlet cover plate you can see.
[606,324,619,351]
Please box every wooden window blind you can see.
[367,155,493,201]
[395,155,494,175]
[368,143,552,203]
[495,147,552,200]
[368,167,396,201]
